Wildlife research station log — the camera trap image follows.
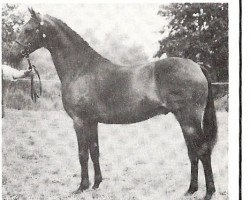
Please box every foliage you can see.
[2,4,25,63]
[3,80,63,110]
[155,3,228,81]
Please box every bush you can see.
[3,79,63,111]
[215,95,228,111]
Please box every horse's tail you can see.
[200,66,218,149]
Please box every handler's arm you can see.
[2,65,32,81]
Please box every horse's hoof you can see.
[92,181,101,189]
[92,175,102,189]
[73,179,90,194]
[81,181,90,190]
[72,188,83,194]
[92,180,102,189]
[185,190,196,196]
[203,189,215,200]
[72,185,89,194]
[185,186,198,195]
[203,194,212,200]
[92,184,99,190]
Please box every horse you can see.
[10,8,217,200]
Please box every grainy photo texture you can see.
[2,3,228,200]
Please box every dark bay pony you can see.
[10,8,217,200]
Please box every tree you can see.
[2,4,25,63]
[155,3,228,82]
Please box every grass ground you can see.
[2,109,228,200]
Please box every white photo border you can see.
[0,0,241,199]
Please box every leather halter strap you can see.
[15,35,43,102]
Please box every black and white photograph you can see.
[1,1,240,200]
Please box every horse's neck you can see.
[48,45,92,82]
[46,17,109,83]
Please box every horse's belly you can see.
[96,100,168,124]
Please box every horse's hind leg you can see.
[199,151,215,200]
[186,146,199,194]
[174,108,215,199]
[174,111,200,194]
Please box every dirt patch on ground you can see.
[2,110,228,200]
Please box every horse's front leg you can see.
[73,119,90,193]
[89,122,102,189]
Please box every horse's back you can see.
[154,57,208,112]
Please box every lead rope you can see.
[26,55,42,102]
[15,20,44,102]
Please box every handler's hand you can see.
[23,68,33,77]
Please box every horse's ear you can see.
[28,7,38,20]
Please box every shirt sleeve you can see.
[2,65,25,81]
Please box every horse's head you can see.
[10,8,48,64]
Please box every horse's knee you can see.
[181,123,212,156]
[183,125,196,135]
[90,142,99,162]
[197,143,212,157]
[182,125,199,141]
[79,150,89,164]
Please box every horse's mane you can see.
[47,15,109,62]
[47,15,90,48]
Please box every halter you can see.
[15,21,46,57]
[14,22,45,103]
